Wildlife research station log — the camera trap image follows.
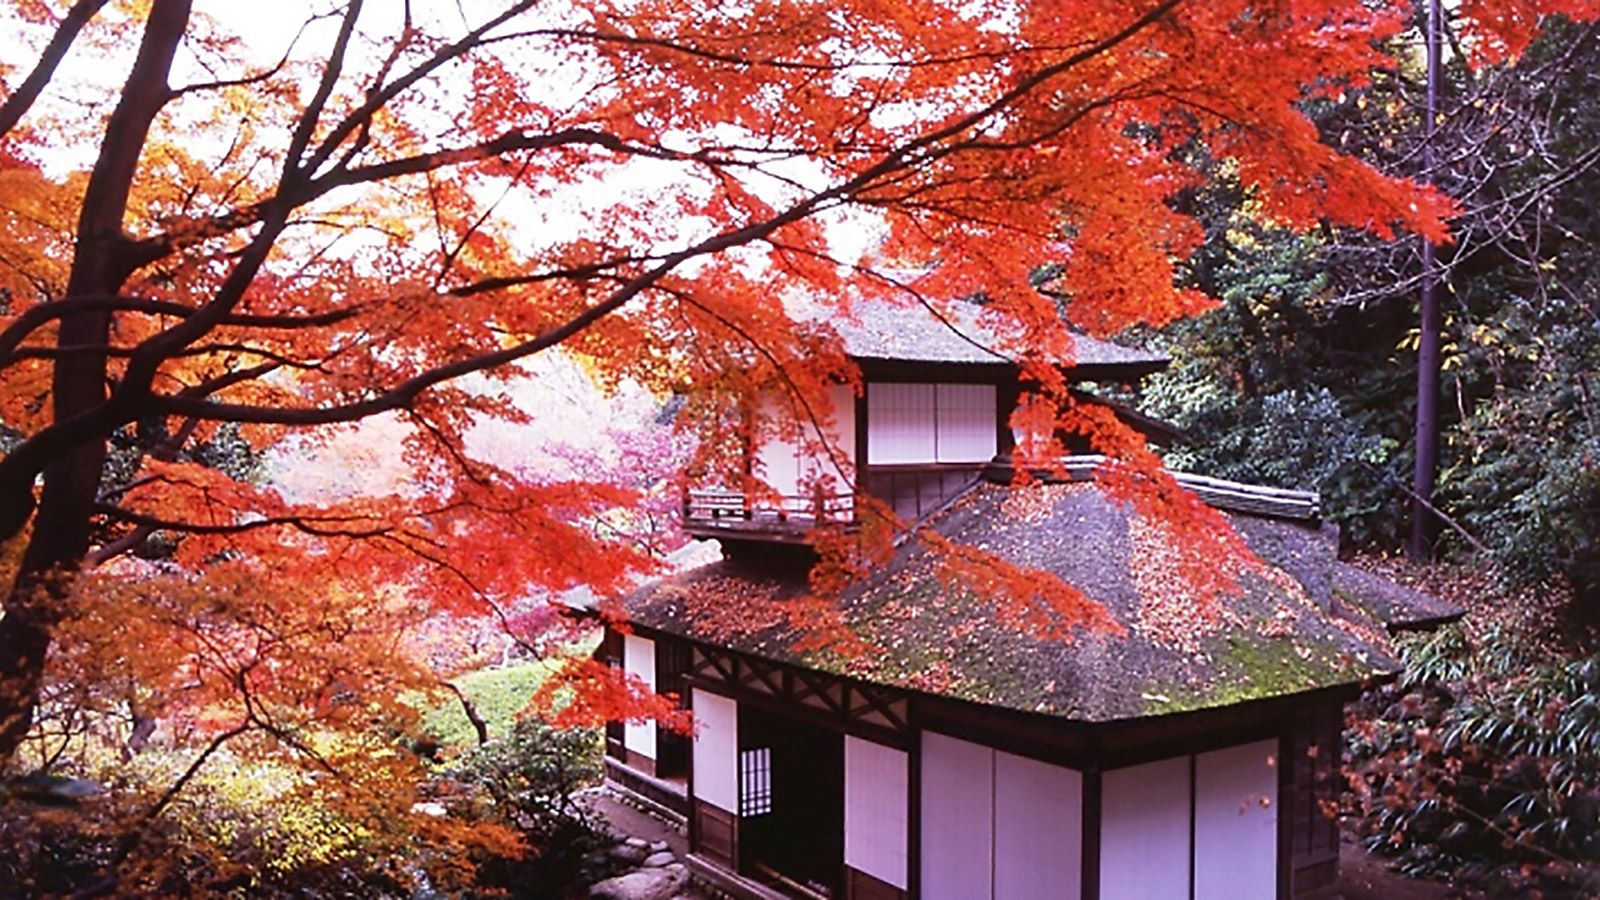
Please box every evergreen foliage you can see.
[1350,624,1600,893]
[1142,15,1600,613]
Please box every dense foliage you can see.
[1349,615,1600,895]
[1141,13,1600,616]
[1,0,1595,895]
[0,671,608,897]
[1138,14,1600,891]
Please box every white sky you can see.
[13,0,892,494]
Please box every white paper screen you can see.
[622,635,655,760]
[1194,740,1278,900]
[1101,756,1192,900]
[920,731,994,899]
[691,688,738,811]
[844,736,909,889]
[935,383,997,462]
[867,383,937,464]
[993,749,1083,900]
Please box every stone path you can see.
[583,790,712,900]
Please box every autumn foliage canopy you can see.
[0,0,1592,881]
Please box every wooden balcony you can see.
[680,486,856,542]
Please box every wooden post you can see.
[1410,0,1444,560]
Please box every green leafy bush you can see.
[441,717,611,895]
[1444,295,1600,618]
[1349,625,1600,894]
[1138,213,1410,546]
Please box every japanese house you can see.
[597,300,1459,900]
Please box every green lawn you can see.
[419,660,558,748]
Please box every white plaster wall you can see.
[691,689,738,811]
[754,439,802,498]
[844,736,909,889]
[935,383,997,463]
[826,384,857,472]
[757,387,856,501]
[920,731,995,900]
[1101,755,1192,900]
[1194,739,1278,900]
[799,384,858,503]
[755,394,803,498]
[622,635,656,760]
[993,749,1083,900]
[867,383,937,464]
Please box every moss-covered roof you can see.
[624,480,1465,717]
[626,482,1454,723]
[1331,561,1465,632]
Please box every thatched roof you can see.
[803,298,1168,374]
[624,480,1458,723]
[1331,562,1465,632]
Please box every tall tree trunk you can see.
[0,0,192,766]
[1409,0,1444,560]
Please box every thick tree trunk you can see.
[0,0,192,766]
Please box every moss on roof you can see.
[626,482,1441,723]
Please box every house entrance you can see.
[737,705,843,898]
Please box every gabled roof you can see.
[800,298,1168,376]
[624,478,1458,724]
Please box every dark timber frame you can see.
[607,625,1356,900]
[689,642,912,749]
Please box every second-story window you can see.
[867,382,996,465]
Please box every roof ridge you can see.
[991,454,1322,521]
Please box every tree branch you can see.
[0,0,112,140]
[94,503,397,539]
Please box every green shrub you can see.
[442,717,611,895]
[1350,625,1600,894]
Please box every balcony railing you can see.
[681,486,856,541]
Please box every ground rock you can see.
[609,843,651,865]
[642,851,675,867]
[588,867,689,900]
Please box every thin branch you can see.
[0,0,112,139]
[282,0,364,185]
[440,681,489,745]
[94,503,397,539]
[165,12,310,100]
[298,1,540,181]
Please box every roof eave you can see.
[1383,610,1468,635]
[850,355,1170,382]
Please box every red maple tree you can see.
[0,0,1590,858]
